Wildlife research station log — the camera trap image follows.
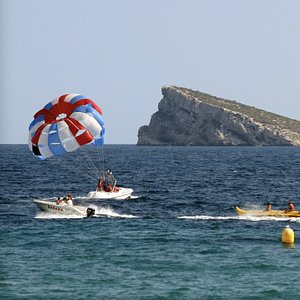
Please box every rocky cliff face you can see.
[137,86,300,146]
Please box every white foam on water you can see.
[70,195,141,201]
[178,215,239,220]
[178,215,300,222]
[74,196,88,200]
[129,195,140,200]
[35,212,84,219]
[89,205,138,219]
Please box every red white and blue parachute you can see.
[28,94,105,160]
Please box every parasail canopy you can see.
[28,94,105,160]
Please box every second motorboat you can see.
[87,187,133,199]
[87,169,133,199]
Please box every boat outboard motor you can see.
[86,207,95,217]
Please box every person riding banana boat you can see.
[236,201,300,217]
[286,201,295,212]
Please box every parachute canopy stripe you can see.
[73,104,104,127]
[65,118,94,146]
[70,112,102,138]
[29,115,45,131]
[35,124,53,159]
[44,102,53,110]
[28,93,105,159]
[31,123,49,145]
[48,123,67,156]
[69,94,87,104]
[94,135,104,146]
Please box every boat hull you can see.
[236,206,300,218]
[87,187,133,200]
[33,200,87,216]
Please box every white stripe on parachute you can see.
[70,112,102,139]
[57,121,80,153]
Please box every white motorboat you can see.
[87,187,133,200]
[33,199,95,217]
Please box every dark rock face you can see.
[137,86,300,146]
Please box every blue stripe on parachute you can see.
[29,115,45,130]
[73,105,86,113]
[93,127,105,147]
[94,136,104,147]
[86,104,104,126]
[70,94,86,104]
[44,102,53,110]
[48,123,66,156]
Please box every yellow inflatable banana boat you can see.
[235,206,300,218]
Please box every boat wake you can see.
[75,195,141,201]
[178,215,300,222]
[91,205,138,218]
[129,195,140,200]
[35,212,84,219]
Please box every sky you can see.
[1,0,300,144]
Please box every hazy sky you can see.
[1,0,300,144]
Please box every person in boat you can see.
[64,194,73,206]
[266,203,272,211]
[105,170,115,182]
[66,198,73,206]
[97,178,104,191]
[56,197,62,205]
[105,183,113,192]
[286,201,295,212]
[104,170,117,192]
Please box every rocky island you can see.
[137,86,300,146]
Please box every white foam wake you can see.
[89,205,138,219]
[178,215,300,222]
[35,212,84,219]
[129,195,140,200]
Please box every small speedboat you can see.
[33,199,95,217]
[235,206,300,218]
[87,187,133,200]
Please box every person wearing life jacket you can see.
[97,178,104,191]
[106,183,113,192]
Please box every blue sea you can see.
[1,145,300,299]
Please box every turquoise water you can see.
[1,145,300,299]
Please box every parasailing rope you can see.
[53,145,104,181]
[56,152,96,181]
[80,145,102,179]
